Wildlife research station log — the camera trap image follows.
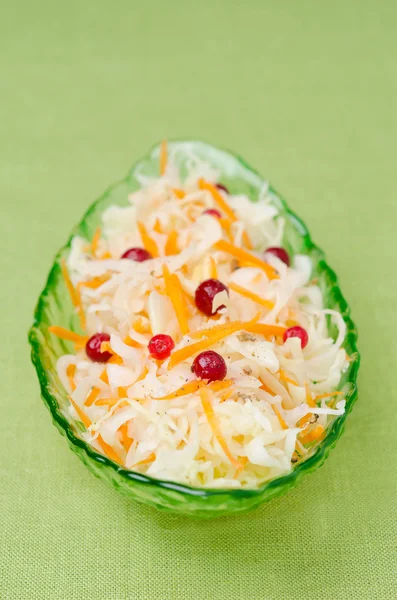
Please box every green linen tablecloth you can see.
[1,1,396,598]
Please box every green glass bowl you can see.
[29,141,360,518]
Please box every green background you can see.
[1,1,396,598]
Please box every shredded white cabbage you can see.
[54,146,349,489]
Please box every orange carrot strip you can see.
[220,389,234,402]
[119,422,133,452]
[153,218,162,234]
[165,230,179,256]
[279,368,299,386]
[219,217,234,242]
[215,240,279,280]
[299,424,325,445]
[49,326,88,345]
[95,398,128,408]
[91,227,101,257]
[229,282,275,310]
[198,179,237,222]
[259,377,276,396]
[70,396,121,461]
[233,456,248,479]
[189,314,260,340]
[133,318,151,334]
[208,379,233,392]
[153,380,205,400]
[132,452,156,468]
[244,323,287,337]
[242,230,253,250]
[85,387,100,407]
[162,265,189,335]
[61,259,86,329]
[272,404,288,430]
[209,256,218,279]
[66,364,76,392]
[78,274,110,290]
[123,335,141,348]
[99,251,112,259]
[305,382,316,408]
[160,140,167,175]
[315,391,344,400]
[172,188,185,199]
[137,221,159,258]
[199,388,243,469]
[168,316,260,370]
[118,387,128,398]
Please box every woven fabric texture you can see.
[0,1,396,598]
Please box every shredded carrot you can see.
[91,227,101,257]
[78,274,110,290]
[160,140,167,175]
[137,365,148,382]
[118,387,128,398]
[298,412,314,428]
[165,230,179,256]
[123,335,141,348]
[200,388,243,469]
[66,364,76,392]
[61,259,86,329]
[242,230,253,249]
[119,422,133,452]
[214,240,279,280]
[198,179,237,222]
[153,218,162,234]
[99,251,112,259]
[133,318,151,334]
[209,379,233,392]
[162,264,189,335]
[189,314,259,340]
[132,452,156,468]
[99,369,109,385]
[85,387,100,407]
[305,382,316,408]
[153,378,233,400]
[219,217,234,242]
[233,456,248,479]
[137,221,159,257]
[209,256,218,279]
[315,391,344,400]
[172,188,185,199]
[154,380,205,400]
[220,389,234,402]
[272,404,288,430]
[49,326,88,346]
[244,323,286,337]
[169,316,259,369]
[108,354,123,365]
[229,282,275,310]
[259,377,276,396]
[279,368,299,386]
[299,424,325,445]
[95,398,128,408]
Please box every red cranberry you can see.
[195,279,229,316]
[203,208,222,219]
[86,333,112,363]
[148,334,175,360]
[192,350,227,382]
[121,247,152,262]
[216,183,229,194]
[265,247,290,266]
[283,326,309,349]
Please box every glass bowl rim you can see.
[28,139,360,501]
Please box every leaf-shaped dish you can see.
[29,141,360,518]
